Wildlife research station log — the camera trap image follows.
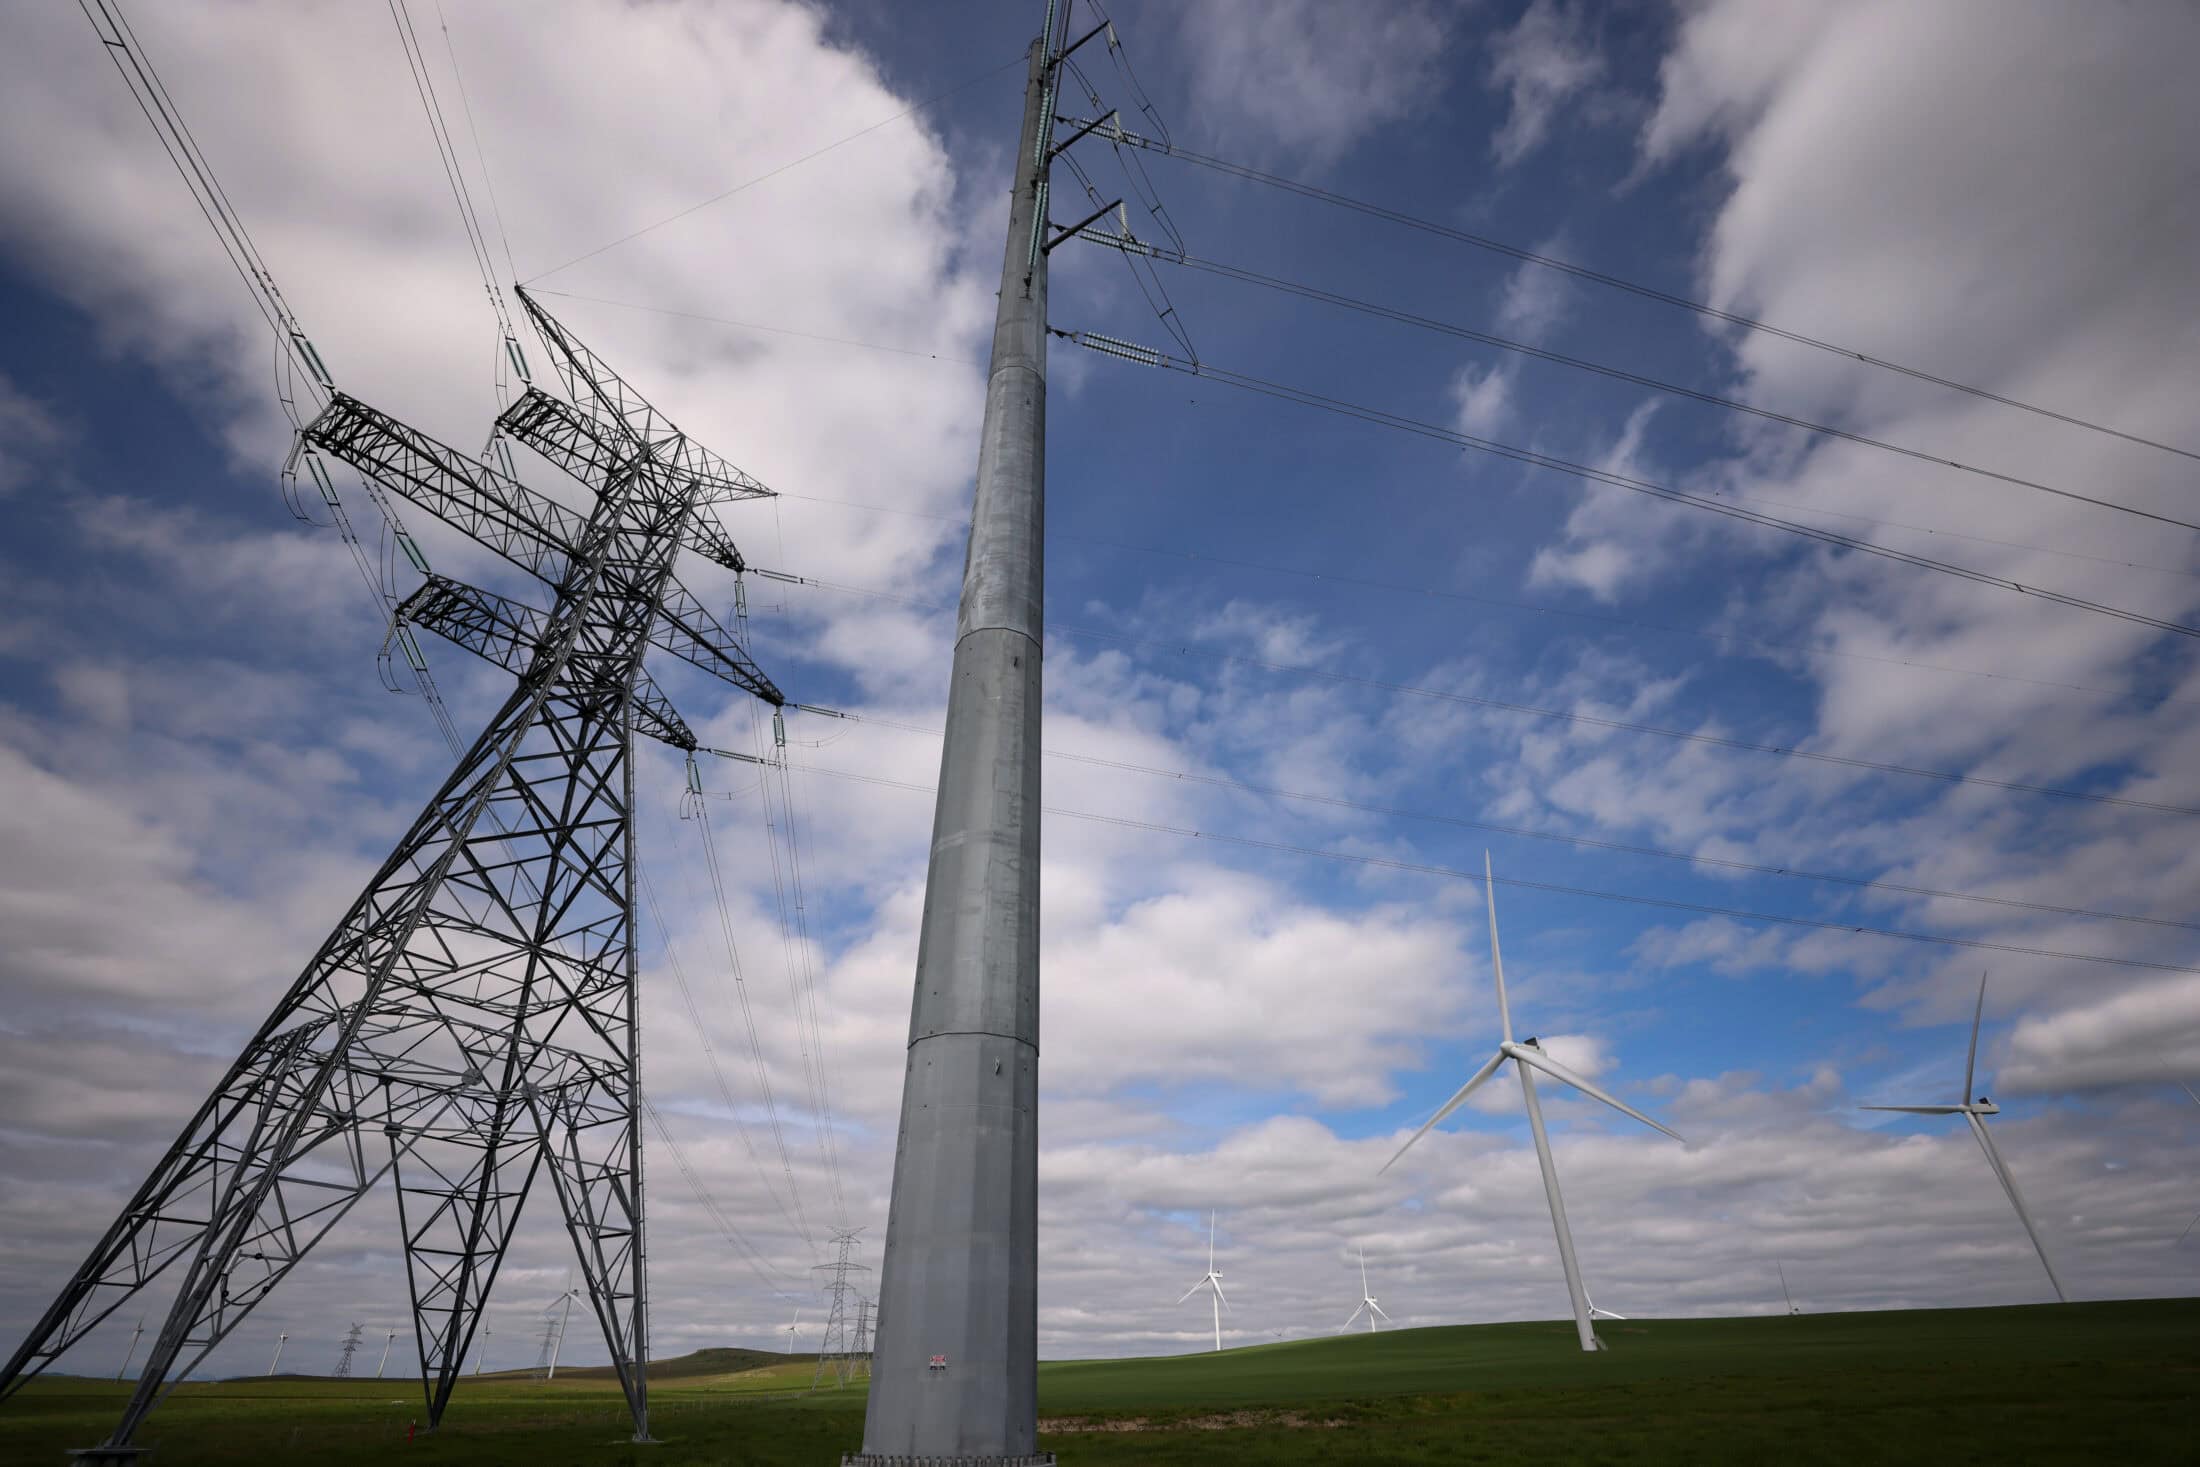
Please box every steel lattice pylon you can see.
[0,289,782,1453]
[810,1229,869,1392]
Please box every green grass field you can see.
[5,1299,2193,1464]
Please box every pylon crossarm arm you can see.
[398,575,696,750]
[500,389,763,565]
[652,578,784,705]
[515,286,676,451]
[662,434,772,505]
[305,392,584,585]
[681,513,749,575]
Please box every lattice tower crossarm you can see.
[0,294,782,1455]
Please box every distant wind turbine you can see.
[1862,971,2066,1302]
[376,1329,396,1379]
[543,1273,582,1380]
[267,1332,287,1376]
[116,1317,144,1383]
[1583,1292,1626,1321]
[2178,1085,2200,1246]
[1382,853,1686,1353]
[783,1307,804,1354]
[1176,1212,1229,1352]
[1340,1245,1390,1334]
[1777,1261,1800,1316]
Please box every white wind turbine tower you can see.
[1175,1212,1230,1352]
[1340,1245,1390,1334]
[783,1307,804,1355]
[1862,971,2066,1302]
[1382,853,1686,1353]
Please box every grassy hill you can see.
[5,1299,2194,1464]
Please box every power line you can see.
[744,705,851,1230]
[432,1,518,287]
[1060,336,2200,644]
[727,455,2126,700]
[677,782,820,1251]
[1068,119,2200,467]
[757,568,2200,819]
[783,761,2200,978]
[1105,239,2200,536]
[821,709,2200,935]
[80,0,460,736]
[636,861,816,1250]
[640,1096,806,1304]
[528,50,1029,284]
[528,290,986,365]
[533,290,2200,590]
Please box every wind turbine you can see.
[116,1317,144,1383]
[1175,1212,1229,1352]
[375,1329,396,1379]
[266,1332,287,1376]
[1777,1261,1800,1316]
[783,1307,804,1354]
[1340,1245,1390,1334]
[1583,1293,1626,1321]
[1862,971,2066,1302]
[1382,853,1686,1353]
[543,1272,582,1380]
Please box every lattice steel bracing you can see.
[0,288,783,1451]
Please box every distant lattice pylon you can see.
[810,1230,870,1391]
[334,1322,364,1379]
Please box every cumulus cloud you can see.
[0,372,66,494]
[1451,362,1515,438]
[1175,0,1453,165]
[1487,0,1606,166]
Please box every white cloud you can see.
[1175,0,1453,165]
[1451,361,1515,438]
[1487,0,1606,167]
[0,373,66,494]
[1999,977,2200,1096]
[1494,243,1580,341]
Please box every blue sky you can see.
[2,0,2197,1378]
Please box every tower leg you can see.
[1518,1064,1602,1352]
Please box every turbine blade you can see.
[1212,1280,1231,1311]
[1965,971,1988,1104]
[1379,1049,1509,1173]
[1371,1302,1391,1320]
[1967,1113,2067,1302]
[1860,1104,1965,1114]
[2179,1209,2200,1246]
[1485,851,1512,1043]
[1176,1279,1207,1304]
[1341,1304,1366,1332]
[2183,1083,2199,1109]
[1513,1046,1684,1142]
[1358,1245,1369,1295]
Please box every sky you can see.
[1,0,2197,1385]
